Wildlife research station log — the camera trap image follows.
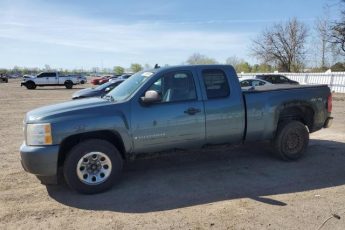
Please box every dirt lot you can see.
[0,80,345,230]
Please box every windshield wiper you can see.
[102,94,115,102]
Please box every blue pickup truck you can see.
[20,65,333,194]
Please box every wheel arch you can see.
[58,130,127,167]
[276,102,315,132]
[25,80,35,85]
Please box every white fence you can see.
[238,72,345,93]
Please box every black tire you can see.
[26,81,36,90]
[272,121,309,161]
[63,139,123,194]
[64,81,73,89]
[80,80,85,84]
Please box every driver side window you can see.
[37,73,48,78]
[148,71,197,103]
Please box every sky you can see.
[0,0,342,70]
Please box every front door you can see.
[35,72,49,85]
[47,73,58,85]
[131,70,205,153]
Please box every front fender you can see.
[51,109,132,153]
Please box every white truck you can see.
[21,72,81,89]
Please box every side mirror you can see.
[105,87,111,92]
[141,90,161,104]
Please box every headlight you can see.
[26,123,52,145]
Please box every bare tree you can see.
[186,53,218,65]
[251,18,308,72]
[225,56,241,67]
[316,16,330,68]
[329,1,345,55]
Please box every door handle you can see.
[184,107,201,115]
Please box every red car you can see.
[90,75,112,85]
[98,76,113,85]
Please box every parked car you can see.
[255,74,299,85]
[240,78,272,87]
[118,73,132,79]
[77,75,87,84]
[108,74,132,83]
[21,72,80,89]
[20,65,333,194]
[91,75,113,85]
[0,74,8,83]
[72,79,125,99]
[98,76,112,85]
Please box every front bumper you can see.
[324,117,333,128]
[20,143,60,176]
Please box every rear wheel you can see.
[272,121,309,160]
[64,81,73,89]
[63,139,123,194]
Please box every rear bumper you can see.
[324,117,333,128]
[20,143,59,176]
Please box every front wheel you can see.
[26,81,36,90]
[63,139,123,194]
[272,121,309,161]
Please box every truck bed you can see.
[241,84,330,142]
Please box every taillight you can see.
[327,94,332,113]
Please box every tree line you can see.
[1,1,344,75]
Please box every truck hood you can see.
[23,75,36,79]
[26,97,111,123]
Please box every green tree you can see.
[130,63,143,73]
[186,53,218,65]
[236,62,252,73]
[113,66,125,75]
[251,64,260,73]
[257,63,273,72]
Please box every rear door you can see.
[197,67,245,144]
[131,69,205,153]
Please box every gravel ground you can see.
[0,79,345,230]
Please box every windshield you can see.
[106,71,154,101]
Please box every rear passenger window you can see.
[202,69,230,99]
[279,76,288,83]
